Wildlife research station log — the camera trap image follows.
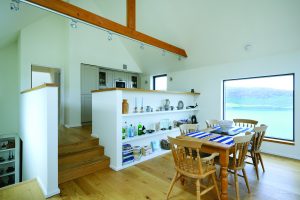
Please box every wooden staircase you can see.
[58,127,110,184]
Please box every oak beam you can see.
[127,0,136,29]
[23,0,187,57]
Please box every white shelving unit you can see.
[92,88,200,171]
[0,134,19,188]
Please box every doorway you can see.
[31,65,63,124]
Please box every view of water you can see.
[225,107,293,141]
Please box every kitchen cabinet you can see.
[99,69,113,88]
[81,65,98,95]
[81,94,92,123]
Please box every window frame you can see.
[222,73,295,142]
[153,74,167,90]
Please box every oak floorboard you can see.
[50,153,300,200]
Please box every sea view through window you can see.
[223,74,294,141]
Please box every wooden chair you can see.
[205,120,220,128]
[247,125,268,180]
[167,136,221,200]
[233,119,258,128]
[228,133,253,200]
[179,124,198,136]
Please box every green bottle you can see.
[138,122,143,136]
[122,121,128,139]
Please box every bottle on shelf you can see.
[122,121,128,140]
[133,125,137,136]
[128,124,134,138]
[138,122,143,136]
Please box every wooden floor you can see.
[58,125,94,146]
[48,152,300,200]
[0,179,45,200]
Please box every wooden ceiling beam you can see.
[23,0,187,57]
[127,0,136,30]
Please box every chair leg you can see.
[180,176,185,185]
[234,171,240,200]
[242,168,250,193]
[212,173,221,200]
[254,154,260,180]
[258,153,265,172]
[167,172,179,199]
[196,179,201,200]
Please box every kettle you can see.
[191,115,198,124]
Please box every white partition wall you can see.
[20,84,60,198]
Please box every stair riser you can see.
[59,158,110,184]
[59,139,99,155]
[59,148,104,165]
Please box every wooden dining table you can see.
[178,127,252,200]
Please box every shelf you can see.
[121,149,170,170]
[0,171,15,178]
[122,108,199,117]
[0,148,15,153]
[122,128,179,143]
[0,160,15,165]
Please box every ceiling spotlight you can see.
[244,44,253,51]
[107,32,113,41]
[10,0,20,11]
[70,19,78,29]
[140,43,145,50]
[162,50,166,56]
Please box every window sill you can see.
[263,138,295,146]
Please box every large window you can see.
[153,74,167,90]
[223,74,294,141]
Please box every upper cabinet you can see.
[127,73,139,88]
[99,69,113,88]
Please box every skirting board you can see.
[64,124,82,128]
[36,177,60,198]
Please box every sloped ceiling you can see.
[0,0,48,49]
[1,0,300,74]
[93,0,300,74]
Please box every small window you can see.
[153,74,167,90]
[223,74,294,141]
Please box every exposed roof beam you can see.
[127,0,136,30]
[23,0,188,57]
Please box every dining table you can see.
[177,126,252,200]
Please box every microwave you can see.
[115,80,126,88]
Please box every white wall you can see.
[18,3,142,127]
[20,86,59,198]
[19,14,67,125]
[0,43,19,135]
[168,51,300,160]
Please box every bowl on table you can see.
[219,120,233,132]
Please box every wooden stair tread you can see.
[58,138,99,156]
[59,155,109,172]
[59,145,104,157]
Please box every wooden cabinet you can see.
[0,135,19,188]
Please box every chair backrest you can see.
[233,119,258,128]
[168,136,205,177]
[179,124,198,136]
[252,125,268,153]
[205,119,220,128]
[232,133,253,169]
